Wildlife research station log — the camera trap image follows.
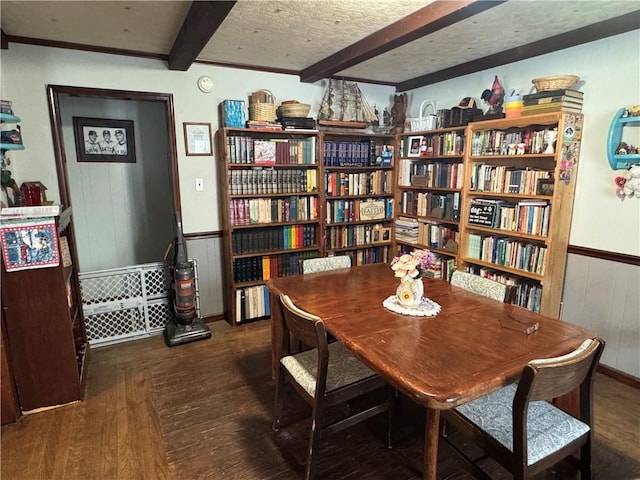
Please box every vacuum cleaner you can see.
[164,212,211,347]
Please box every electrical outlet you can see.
[195,178,204,191]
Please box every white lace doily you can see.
[383,296,441,317]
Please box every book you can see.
[1,204,61,218]
[521,104,582,115]
[253,140,276,164]
[523,89,584,100]
[522,96,583,106]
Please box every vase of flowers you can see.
[391,249,434,308]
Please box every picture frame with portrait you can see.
[73,117,136,163]
[407,135,423,157]
[536,178,555,196]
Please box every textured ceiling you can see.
[1,0,639,89]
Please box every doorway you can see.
[46,85,180,272]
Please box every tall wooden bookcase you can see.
[217,128,396,325]
[458,112,583,317]
[1,208,89,412]
[394,126,466,280]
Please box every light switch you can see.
[195,178,204,191]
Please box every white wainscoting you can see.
[185,236,226,319]
[562,254,639,378]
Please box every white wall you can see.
[404,30,640,257]
[0,44,395,234]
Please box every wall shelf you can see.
[607,108,640,170]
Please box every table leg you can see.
[423,408,440,480]
[270,292,283,380]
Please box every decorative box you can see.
[220,100,246,128]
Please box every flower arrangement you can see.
[391,249,435,279]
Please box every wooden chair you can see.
[301,255,351,274]
[450,270,509,302]
[273,294,392,480]
[441,338,605,480]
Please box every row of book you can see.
[396,246,457,280]
[468,198,551,237]
[469,164,552,195]
[337,246,390,266]
[397,159,464,189]
[325,198,393,224]
[228,168,317,196]
[232,224,316,254]
[470,128,554,156]
[229,196,319,226]
[400,191,461,221]
[394,216,419,244]
[521,89,583,116]
[418,221,459,251]
[402,132,465,157]
[325,222,390,249]
[324,170,393,197]
[233,251,318,283]
[226,136,317,164]
[467,233,547,275]
[235,285,270,323]
[466,265,542,312]
[322,140,393,166]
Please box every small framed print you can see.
[184,122,213,156]
[536,178,554,196]
[73,117,136,163]
[407,136,423,157]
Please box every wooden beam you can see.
[168,1,236,71]
[1,29,8,50]
[299,0,504,84]
[397,10,640,92]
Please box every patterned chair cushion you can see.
[281,342,376,397]
[450,270,507,302]
[454,383,590,466]
[302,256,351,274]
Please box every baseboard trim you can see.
[598,364,640,389]
[202,314,225,323]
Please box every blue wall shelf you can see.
[607,108,640,170]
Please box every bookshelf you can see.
[217,128,322,325]
[321,132,395,266]
[394,126,466,280]
[458,112,583,317]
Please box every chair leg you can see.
[305,404,323,480]
[272,367,285,431]
[387,385,395,449]
[580,437,592,479]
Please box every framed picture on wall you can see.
[72,117,136,163]
[183,122,213,156]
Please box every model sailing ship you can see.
[317,79,378,129]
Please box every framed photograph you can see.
[184,122,212,156]
[407,135,423,157]
[73,117,135,163]
[536,178,555,196]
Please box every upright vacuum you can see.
[164,212,211,347]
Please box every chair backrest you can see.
[302,255,351,274]
[279,294,327,353]
[450,270,508,302]
[517,338,604,404]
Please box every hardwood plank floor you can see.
[2,320,639,480]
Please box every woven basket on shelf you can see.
[249,89,277,122]
[278,103,311,118]
[532,75,579,92]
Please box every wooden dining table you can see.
[267,263,595,480]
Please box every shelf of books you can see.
[218,128,321,325]
[458,112,583,317]
[393,127,465,280]
[321,132,395,266]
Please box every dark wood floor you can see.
[2,320,639,480]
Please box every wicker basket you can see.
[249,89,277,122]
[407,100,437,132]
[278,103,311,118]
[532,75,579,92]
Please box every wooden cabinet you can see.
[216,128,397,325]
[1,208,89,412]
[394,127,465,280]
[458,112,583,317]
[321,132,395,265]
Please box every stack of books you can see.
[521,89,583,116]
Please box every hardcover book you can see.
[254,140,276,164]
[523,89,584,100]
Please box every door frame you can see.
[45,85,180,212]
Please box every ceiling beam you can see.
[1,29,8,50]
[396,10,640,92]
[168,1,236,71]
[299,0,505,84]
